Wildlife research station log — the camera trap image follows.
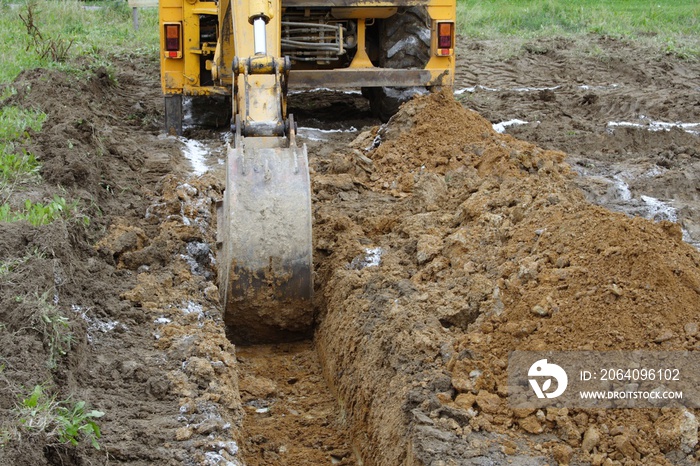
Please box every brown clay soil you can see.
[0,34,699,466]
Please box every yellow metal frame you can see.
[159,0,456,97]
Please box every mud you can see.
[236,342,354,465]
[0,34,699,466]
[455,36,700,247]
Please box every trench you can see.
[234,342,355,465]
[175,92,376,465]
[231,97,375,465]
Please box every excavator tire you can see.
[367,7,431,122]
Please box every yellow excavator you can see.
[159,0,455,344]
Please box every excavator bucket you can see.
[218,126,313,345]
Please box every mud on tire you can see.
[366,7,431,122]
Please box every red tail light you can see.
[164,23,181,52]
[436,21,454,56]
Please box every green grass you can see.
[0,195,88,226]
[457,0,700,56]
[0,0,159,84]
[0,106,45,186]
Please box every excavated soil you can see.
[313,91,700,465]
[0,34,699,466]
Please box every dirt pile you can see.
[102,172,244,464]
[312,91,700,465]
[0,58,245,465]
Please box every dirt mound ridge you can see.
[314,91,700,465]
[0,59,226,465]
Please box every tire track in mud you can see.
[454,36,700,248]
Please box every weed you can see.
[40,312,73,369]
[19,1,74,63]
[30,292,74,368]
[0,106,45,188]
[55,400,104,449]
[0,150,41,184]
[0,258,23,277]
[1,0,159,84]
[16,384,104,449]
[17,385,59,433]
[0,85,17,102]
[0,105,46,141]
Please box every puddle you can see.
[578,84,621,90]
[607,117,700,135]
[611,175,633,202]
[493,119,529,133]
[640,194,678,222]
[289,87,362,95]
[180,138,210,175]
[297,126,358,142]
[456,83,624,96]
[455,85,560,95]
[574,163,700,249]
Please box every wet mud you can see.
[0,34,699,466]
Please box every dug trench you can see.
[1,34,700,466]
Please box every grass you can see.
[457,0,700,58]
[0,86,87,228]
[0,2,157,220]
[28,291,75,369]
[0,0,159,84]
[457,0,700,37]
[0,106,45,186]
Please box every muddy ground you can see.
[0,34,699,466]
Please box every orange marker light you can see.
[437,22,453,50]
[165,24,181,52]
